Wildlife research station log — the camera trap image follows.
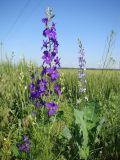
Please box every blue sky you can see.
[0,0,120,68]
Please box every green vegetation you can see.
[0,59,120,160]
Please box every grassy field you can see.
[0,60,120,160]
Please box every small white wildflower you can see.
[25,86,27,90]
[85,96,88,101]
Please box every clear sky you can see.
[0,0,120,68]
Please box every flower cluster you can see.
[77,38,88,103]
[29,8,61,116]
[17,135,30,152]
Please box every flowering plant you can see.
[77,38,88,104]
[29,8,61,116]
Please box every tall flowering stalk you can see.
[77,38,88,104]
[29,8,61,116]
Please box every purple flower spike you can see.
[77,38,88,103]
[29,8,61,116]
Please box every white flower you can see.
[85,96,88,101]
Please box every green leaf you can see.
[63,126,72,140]
[74,109,88,147]
[79,147,89,160]
[11,145,19,157]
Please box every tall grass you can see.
[0,57,120,159]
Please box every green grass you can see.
[0,60,120,160]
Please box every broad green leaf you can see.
[74,109,88,147]
[11,145,19,157]
[63,126,72,140]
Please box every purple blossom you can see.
[37,79,41,84]
[41,67,47,76]
[53,40,59,52]
[34,100,46,108]
[43,28,56,40]
[42,51,56,64]
[39,85,45,92]
[29,83,34,91]
[22,135,28,142]
[51,22,56,31]
[54,56,60,67]
[31,90,41,99]
[47,67,59,80]
[51,51,56,59]
[42,18,48,25]
[46,101,58,116]
[34,101,40,108]
[54,84,61,96]
[43,40,48,48]
[29,79,48,99]
[42,51,52,64]
[31,74,34,80]
[17,135,30,153]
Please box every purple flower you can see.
[37,79,41,84]
[51,22,56,31]
[42,18,48,25]
[31,90,41,99]
[29,83,35,91]
[34,99,46,108]
[51,51,56,59]
[18,135,30,153]
[31,74,34,80]
[39,85,45,92]
[46,101,58,116]
[22,135,28,142]
[41,67,47,76]
[43,40,48,48]
[42,51,52,64]
[34,101,40,108]
[53,40,59,52]
[54,84,61,96]
[54,56,60,67]
[43,28,49,37]
[77,38,88,102]
[41,78,48,86]
[43,28,56,40]
[36,78,48,93]
[47,67,59,80]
